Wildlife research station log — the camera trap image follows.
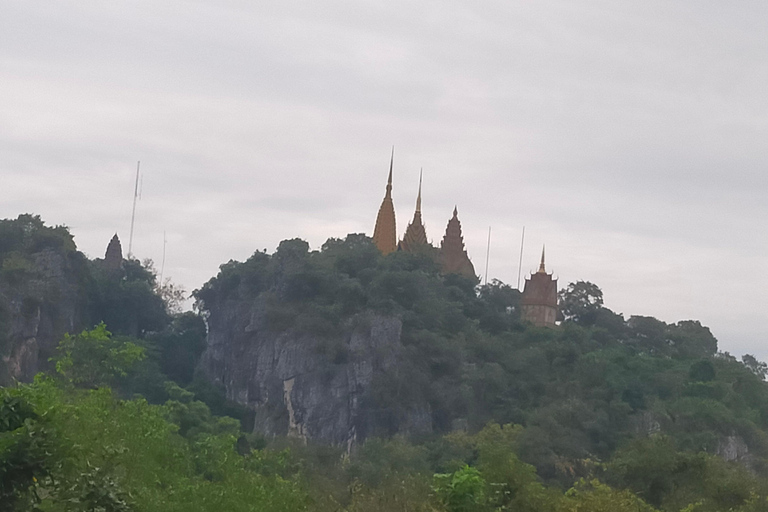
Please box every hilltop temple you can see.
[371,153,557,326]
[520,247,558,327]
[371,155,475,279]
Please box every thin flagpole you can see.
[484,226,491,286]
[517,226,525,289]
[159,230,167,284]
[128,161,140,258]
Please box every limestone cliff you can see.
[0,248,86,384]
[199,295,431,447]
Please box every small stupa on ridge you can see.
[104,233,123,271]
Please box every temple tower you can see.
[399,170,429,252]
[520,246,558,327]
[104,233,123,271]
[440,206,476,278]
[372,149,397,254]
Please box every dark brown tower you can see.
[440,206,475,278]
[372,149,398,254]
[104,234,123,271]
[399,170,429,252]
[520,246,558,327]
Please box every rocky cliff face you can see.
[199,296,430,447]
[0,248,85,385]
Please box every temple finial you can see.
[373,148,398,254]
[453,205,458,217]
[416,168,422,212]
[538,245,546,273]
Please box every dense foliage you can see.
[0,215,207,388]
[191,233,768,510]
[4,220,768,511]
[1,373,305,511]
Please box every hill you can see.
[194,235,766,480]
[3,215,768,511]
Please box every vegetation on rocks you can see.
[3,215,768,511]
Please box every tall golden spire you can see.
[372,148,397,254]
[400,169,429,252]
[538,245,546,273]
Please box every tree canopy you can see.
[4,222,768,511]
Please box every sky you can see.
[2,1,767,359]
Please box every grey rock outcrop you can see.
[199,296,430,447]
[631,410,667,436]
[0,248,84,384]
[717,435,753,469]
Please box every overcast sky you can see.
[3,1,767,359]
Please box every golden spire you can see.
[400,169,429,252]
[440,205,475,278]
[538,245,546,273]
[416,168,422,212]
[372,147,397,254]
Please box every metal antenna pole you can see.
[484,226,491,286]
[159,230,167,284]
[517,226,525,289]
[128,161,140,258]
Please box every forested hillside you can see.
[3,215,768,511]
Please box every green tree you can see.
[559,281,603,325]
[627,316,670,355]
[2,374,308,512]
[689,360,716,383]
[433,465,488,512]
[741,354,768,380]
[150,313,208,386]
[0,214,76,260]
[320,234,381,278]
[473,279,522,333]
[88,258,170,338]
[0,393,52,511]
[53,323,145,389]
[557,479,658,512]
[667,321,718,358]
[474,423,557,512]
